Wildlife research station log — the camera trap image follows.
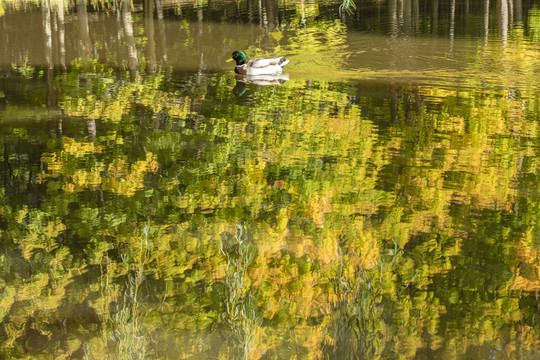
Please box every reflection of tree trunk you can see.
[1,17,6,71]
[3,144,14,194]
[115,0,123,65]
[389,0,398,36]
[248,0,253,23]
[498,0,508,45]
[51,6,58,63]
[507,0,513,31]
[449,0,455,53]
[122,0,139,74]
[412,0,419,34]
[261,0,268,29]
[197,2,203,22]
[57,0,66,71]
[484,0,489,45]
[397,0,403,30]
[390,85,399,123]
[145,0,157,73]
[87,119,97,138]
[176,2,183,19]
[403,0,412,35]
[431,0,438,36]
[43,0,55,108]
[42,0,53,69]
[258,0,264,28]
[515,0,522,23]
[77,0,92,58]
[155,0,168,63]
[264,0,277,32]
[197,3,204,82]
[155,0,163,20]
[464,0,469,34]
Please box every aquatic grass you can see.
[86,224,153,360]
[11,54,35,79]
[221,224,262,360]
[322,240,403,359]
[339,0,356,16]
[110,224,152,360]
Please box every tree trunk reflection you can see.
[484,0,490,45]
[498,0,508,45]
[122,0,139,74]
[77,0,92,58]
[56,0,66,71]
[145,0,157,73]
[450,0,455,53]
[403,0,412,35]
[431,0,438,36]
[155,0,168,63]
[389,0,398,37]
[514,0,523,23]
[42,0,53,69]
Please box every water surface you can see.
[1,0,540,359]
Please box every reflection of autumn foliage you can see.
[39,137,158,196]
[1,60,539,357]
[102,153,159,196]
[511,236,540,292]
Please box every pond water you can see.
[1,0,540,359]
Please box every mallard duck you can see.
[227,50,290,75]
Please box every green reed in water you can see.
[221,224,261,360]
[339,0,356,15]
[322,240,403,359]
[85,225,153,360]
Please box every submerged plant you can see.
[221,224,261,360]
[11,54,35,79]
[339,0,356,16]
[323,240,403,359]
[85,224,153,360]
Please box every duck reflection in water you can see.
[232,74,289,96]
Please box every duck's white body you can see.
[235,57,290,76]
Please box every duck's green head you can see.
[230,51,247,65]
